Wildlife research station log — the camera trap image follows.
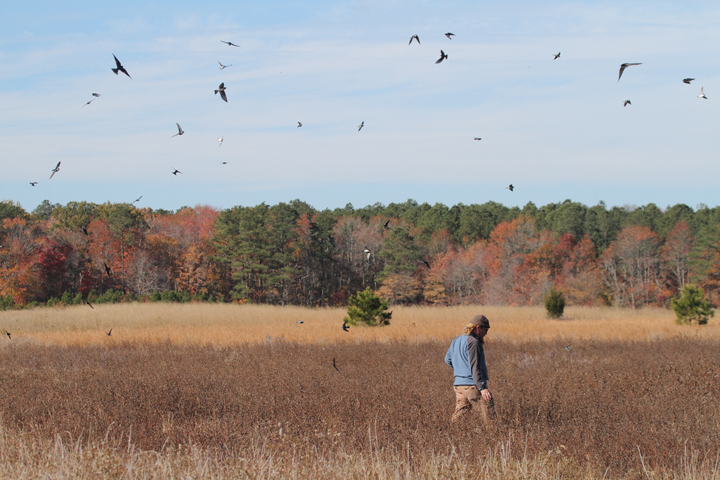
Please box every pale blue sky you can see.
[2,1,719,212]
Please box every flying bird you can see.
[474,137,482,141]
[565,345,571,351]
[86,300,94,309]
[132,195,142,204]
[435,50,448,64]
[30,182,38,186]
[506,184,514,192]
[624,100,631,107]
[421,260,431,268]
[49,161,61,179]
[106,328,112,336]
[296,321,304,324]
[297,122,302,128]
[683,78,695,84]
[104,263,112,277]
[445,32,455,39]
[553,52,561,60]
[409,34,420,45]
[222,162,228,165]
[699,87,708,99]
[218,60,232,70]
[383,219,391,230]
[363,246,372,261]
[215,83,228,102]
[172,123,184,137]
[4,331,10,340]
[333,358,340,371]
[82,227,89,235]
[111,54,131,79]
[342,322,350,332]
[617,62,641,81]
[171,167,182,175]
[92,93,101,97]
[220,40,240,47]
[83,99,94,107]
[358,121,364,131]
[218,137,224,146]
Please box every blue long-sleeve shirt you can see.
[445,334,488,390]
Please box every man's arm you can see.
[444,346,453,369]
[467,336,487,391]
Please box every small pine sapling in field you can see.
[544,286,565,319]
[344,287,392,327]
[671,285,714,326]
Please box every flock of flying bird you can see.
[23,33,708,197]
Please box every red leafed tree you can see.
[37,238,72,300]
[0,218,43,303]
[483,216,546,305]
[554,234,602,305]
[600,225,661,308]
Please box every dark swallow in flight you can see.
[86,299,94,309]
[92,93,101,97]
[215,83,228,102]
[409,35,420,45]
[421,260,431,268]
[4,331,10,340]
[623,100,631,107]
[132,195,142,204]
[506,184,514,192]
[342,322,350,332]
[553,52,561,60]
[221,40,240,47]
[297,122,302,128]
[383,219,391,230]
[618,62,641,81]
[172,123,184,137]
[111,54,131,79]
[30,182,38,186]
[683,78,695,84]
[435,50,448,64]
[104,263,112,277]
[333,357,340,371]
[445,32,455,39]
[49,161,61,179]
[82,227,89,235]
[474,137,482,141]
[358,121,364,131]
[83,99,94,107]
[106,328,112,336]
[171,168,182,175]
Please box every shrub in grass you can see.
[343,287,392,326]
[544,286,565,319]
[671,285,714,325]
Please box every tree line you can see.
[1,198,720,309]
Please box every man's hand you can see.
[481,389,492,402]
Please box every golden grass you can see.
[1,303,718,347]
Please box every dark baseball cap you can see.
[470,314,490,329]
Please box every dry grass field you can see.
[2,303,719,347]
[1,304,719,479]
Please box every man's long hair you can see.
[462,323,484,344]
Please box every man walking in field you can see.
[445,314,494,424]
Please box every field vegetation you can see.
[1,304,719,478]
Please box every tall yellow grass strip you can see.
[1,304,718,347]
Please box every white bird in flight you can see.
[49,161,61,179]
[218,137,224,146]
[699,87,708,99]
[218,61,232,70]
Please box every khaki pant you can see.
[451,385,494,424]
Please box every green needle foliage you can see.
[544,286,566,319]
[671,285,714,325]
[344,287,392,326]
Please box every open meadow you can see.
[0,304,719,479]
